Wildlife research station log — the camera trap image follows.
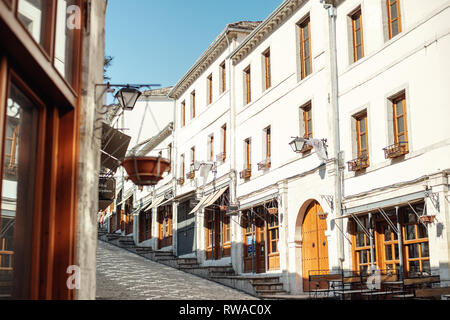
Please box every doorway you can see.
[301,201,329,291]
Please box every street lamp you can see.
[115,86,142,111]
[289,137,307,153]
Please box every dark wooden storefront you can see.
[157,204,172,249]
[177,198,196,256]
[0,0,90,299]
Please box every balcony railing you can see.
[257,158,271,171]
[347,154,370,172]
[383,141,408,159]
[239,168,252,180]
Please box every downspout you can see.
[324,1,345,266]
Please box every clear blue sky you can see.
[105,0,282,89]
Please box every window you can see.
[181,101,186,127]
[352,216,375,275]
[263,49,271,90]
[355,111,368,159]
[402,203,430,276]
[208,134,214,161]
[299,17,312,79]
[302,104,313,139]
[180,154,185,179]
[17,0,51,49]
[387,0,402,39]
[223,215,231,245]
[220,61,226,93]
[393,94,408,146]
[221,124,227,161]
[207,74,213,105]
[190,146,195,165]
[264,126,271,159]
[190,91,196,119]
[268,212,279,255]
[54,0,79,85]
[167,143,172,173]
[244,66,251,105]
[351,9,364,62]
[0,82,39,298]
[244,138,251,170]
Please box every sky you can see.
[105,0,282,90]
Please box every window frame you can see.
[263,48,271,90]
[392,94,408,146]
[351,8,364,62]
[244,66,251,105]
[355,111,369,159]
[220,61,226,94]
[190,91,196,119]
[299,16,312,79]
[207,74,213,105]
[387,0,402,39]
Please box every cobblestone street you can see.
[96,240,259,300]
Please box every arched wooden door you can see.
[301,201,329,291]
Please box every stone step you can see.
[178,262,201,268]
[250,277,281,284]
[255,289,287,296]
[252,282,284,291]
[177,258,198,264]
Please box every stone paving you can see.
[96,240,259,300]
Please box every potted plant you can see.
[121,156,170,186]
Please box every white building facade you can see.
[109,0,450,295]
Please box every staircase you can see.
[98,232,290,299]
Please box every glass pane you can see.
[356,45,363,60]
[409,260,420,274]
[360,118,366,132]
[304,40,310,58]
[421,242,429,258]
[391,20,399,37]
[395,102,403,116]
[422,260,431,274]
[17,0,49,47]
[356,30,361,45]
[385,245,392,261]
[360,134,367,150]
[54,0,78,85]
[1,83,39,300]
[411,244,421,259]
[418,224,428,239]
[406,225,416,240]
[390,3,398,19]
[397,116,405,134]
[357,233,365,247]
[304,58,311,76]
[354,15,360,29]
[394,243,399,258]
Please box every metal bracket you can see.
[377,208,399,235]
[350,212,372,239]
[425,190,440,212]
[407,201,430,229]
[320,195,334,211]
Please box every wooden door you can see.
[302,201,329,291]
[243,210,266,273]
[205,209,222,260]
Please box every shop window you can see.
[0,81,40,299]
[352,216,375,275]
[17,0,51,50]
[54,0,78,85]
[402,203,430,276]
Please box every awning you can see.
[101,122,131,172]
[204,186,229,208]
[146,196,165,211]
[116,192,133,206]
[188,192,216,215]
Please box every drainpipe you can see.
[323,1,345,267]
[395,206,405,283]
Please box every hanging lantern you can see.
[115,86,142,111]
